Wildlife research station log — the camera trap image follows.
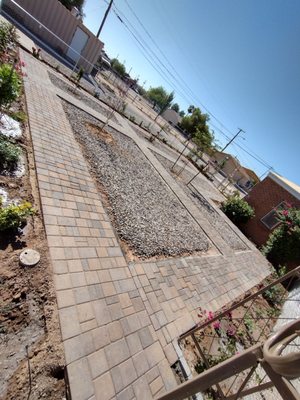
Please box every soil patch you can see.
[0,94,65,399]
[62,101,211,259]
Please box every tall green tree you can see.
[154,91,175,121]
[147,86,174,110]
[110,58,126,77]
[187,105,195,114]
[179,107,214,151]
[58,0,85,12]
[171,103,180,113]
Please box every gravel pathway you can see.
[154,153,247,251]
[62,102,210,258]
[48,72,119,124]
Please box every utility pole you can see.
[96,0,113,38]
[187,128,245,187]
[219,128,245,153]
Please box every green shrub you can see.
[9,110,27,123]
[0,63,22,109]
[262,207,300,266]
[221,194,255,225]
[0,200,35,231]
[0,21,17,53]
[0,135,21,172]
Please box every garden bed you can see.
[181,275,288,399]
[154,152,247,251]
[62,101,211,259]
[0,24,65,399]
[48,71,120,124]
[0,106,65,400]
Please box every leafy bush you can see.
[0,63,22,109]
[262,207,300,266]
[221,194,255,225]
[9,110,27,123]
[0,200,35,231]
[0,21,17,53]
[0,135,21,172]
[110,58,126,77]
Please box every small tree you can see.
[179,107,214,152]
[221,194,255,225]
[262,206,300,267]
[147,86,174,110]
[154,91,175,121]
[110,58,126,77]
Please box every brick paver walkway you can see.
[21,49,271,400]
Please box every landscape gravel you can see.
[152,150,225,202]
[154,152,248,251]
[48,72,119,123]
[62,101,210,258]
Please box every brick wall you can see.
[243,177,300,247]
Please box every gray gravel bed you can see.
[48,72,119,124]
[62,102,210,258]
[154,153,247,251]
[152,150,224,202]
[131,124,190,163]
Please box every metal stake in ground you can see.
[171,136,190,171]
[100,80,131,130]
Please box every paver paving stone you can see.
[21,49,271,399]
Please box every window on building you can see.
[261,201,289,230]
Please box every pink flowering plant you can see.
[194,307,257,374]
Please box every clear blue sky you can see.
[83,0,300,184]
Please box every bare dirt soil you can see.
[0,94,65,400]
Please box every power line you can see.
[110,3,202,108]
[108,1,274,173]
[121,0,235,136]
[113,1,222,122]
[123,0,203,104]
[209,121,273,169]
